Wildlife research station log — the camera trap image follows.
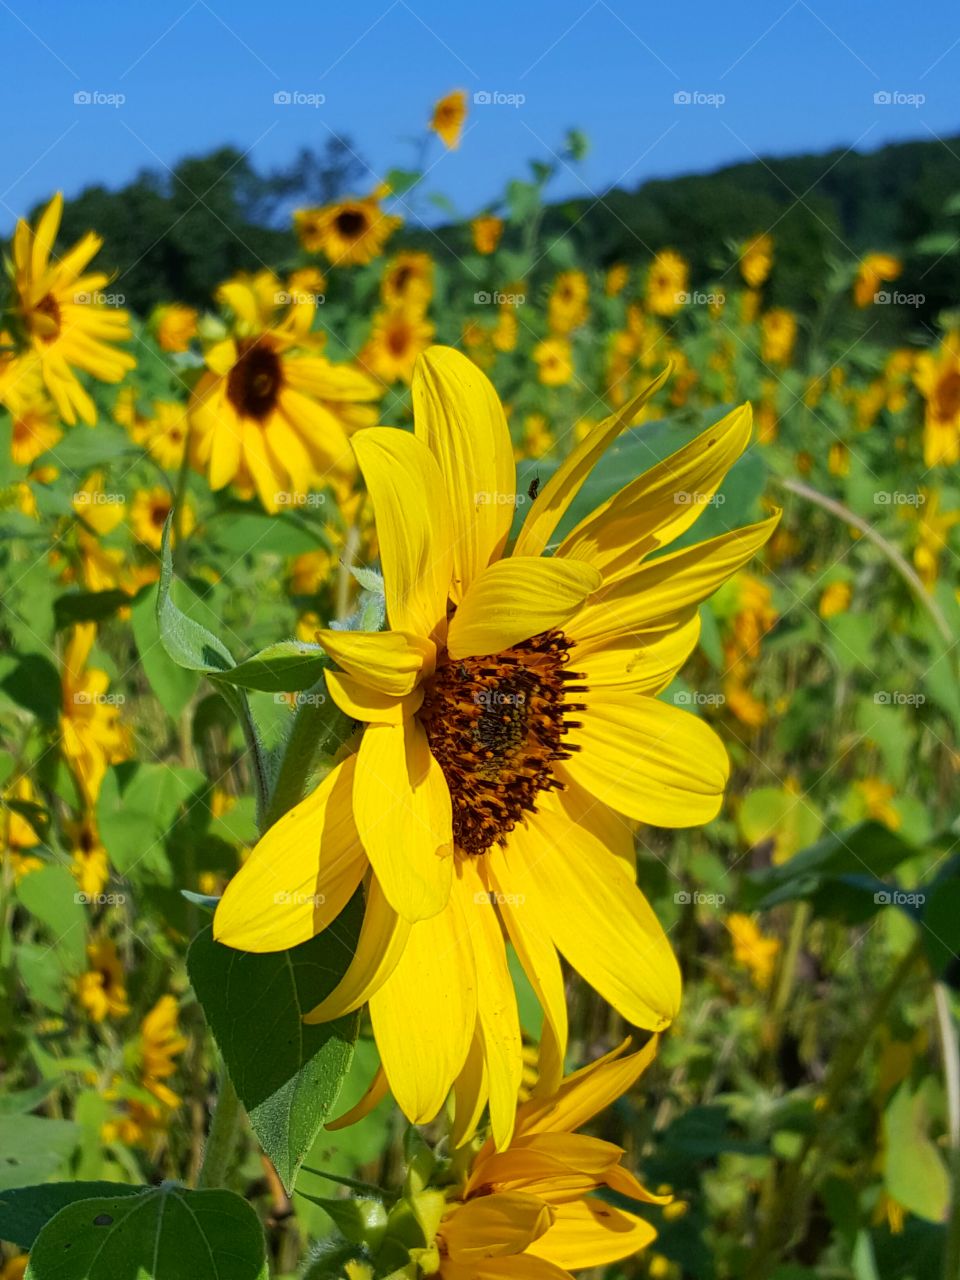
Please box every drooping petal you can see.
[558,403,753,575]
[213,758,366,952]
[326,1064,389,1130]
[560,693,729,827]
[412,346,515,601]
[452,1029,489,1149]
[324,669,423,724]
[441,1193,555,1262]
[315,628,432,696]
[369,888,476,1123]
[525,1198,656,1269]
[304,875,410,1023]
[506,813,680,1031]
[352,428,453,643]
[570,615,701,692]
[446,557,601,660]
[516,1037,658,1137]
[513,366,671,558]
[355,719,453,922]
[569,514,780,648]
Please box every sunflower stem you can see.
[197,1069,242,1189]
[934,982,960,1280]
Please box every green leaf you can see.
[38,423,137,472]
[737,786,823,864]
[16,865,87,972]
[24,1183,268,1279]
[208,510,329,557]
[384,168,421,197]
[96,763,204,880]
[157,518,235,674]
[0,653,61,726]
[0,1116,80,1191]
[883,1080,950,1222]
[0,1081,57,1117]
[921,876,960,979]
[211,641,329,693]
[0,1181,143,1249]
[187,894,364,1193]
[131,586,199,720]
[53,589,136,630]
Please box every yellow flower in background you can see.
[431,89,468,149]
[65,812,110,899]
[760,309,797,365]
[10,396,62,466]
[740,233,774,288]
[431,1040,665,1278]
[215,347,777,1146]
[605,263,629,296]
[854,252,902,308]
[152,303,198,353]
[130,485,195,552]
[1,775,44,883]
[533,336,574,386]
[139,994,187,1109]
[522,412,553,457]
[381,252,434,312]
[10,193,135,424]
[77,938,129,1022]
[294,190,401,266]
[189,328,381,513]
[854,779,900,830]
[819,580,852,619]
[911,489,959,588]
[471,215,503,255]
[727,914,779,990]
[646,251,688,316]
[828,442,850,476]
[0,1256,28,1280]
[548,271,590,335]
[361,307,436,385]
[72,471,125,535]
[914,331,960,467]
[492,308,518,353]
[60,623,130,807]
[132,399,190,470]
[741,288,761,324]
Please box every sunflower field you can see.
[0,89,958,1280]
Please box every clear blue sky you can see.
[2,0,958,228]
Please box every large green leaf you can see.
[0,1182,143,1248]
[211,641,330,693]
[16,865,87,971]
[157,519,235,675]
[883,1080,950,1223]
[131,587,199,720]
[24,1183,268,1279]
[187,894,364,1193]
[0,1116,80,1191]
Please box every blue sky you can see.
[2,0,958,229]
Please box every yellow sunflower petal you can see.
[571,615,702,692]
[452,1029,489,1149]
[558,403,753,575]
[451,1255,572,1280]
[513,365,671,558]
[32,193,63,280]
[412,346,515,602]
[315,628,432,696]
[352,428,453,643]
[507,812,680,1031]
[303,876,410,1023]
[526,1198,656,1269]
[517,1038,658,1137]
[355,719,453,921]
[326,1064,389,1130]
[213,758,366,952]
[441,1193,555,1262]
[446,557,601,660]
[561,693,729,826]
[324,669,423,724]
[369,888,476,1124]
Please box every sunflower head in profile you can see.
[10,193,136,424]
[361,306,436,385]
[294,189,402,267]
[215,346,778,1148]
[431,90,468,150]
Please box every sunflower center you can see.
[935,369,960,420]
[335,209,367,239]
[227,340,282,420]
[32,293,62,341]
[419,629,587,856]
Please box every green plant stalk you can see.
[745,936,925,1279]
[767,901,811,1056]
[934,982,960,1280]
[171,426,193,572]
[197,1070,242,1189]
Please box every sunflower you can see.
[189,329,381,512]
[1,775,44,883]
[294,190,401,266]
[139,994,187,1109]
[431,90,468,149]
[10,193,135,424]
[914,331,960,466]
[361,307,436,384]
[472,215,504,255]
[548,272,589,336]
[10,395,62,466]
[215,347,778,1146]
[60,624,130,807]
[533,337,574,386]
[65,812,110,900]
[760,309,797,366]
[151,302,198,353]
[76,937,130,1023]
[645,251,688,317]
[130,485,195,552]
[381,252,434,313]
[604,263,629,297]
[427,1039,665,1279]
[739,234,773,289]
[853,252,901,308]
